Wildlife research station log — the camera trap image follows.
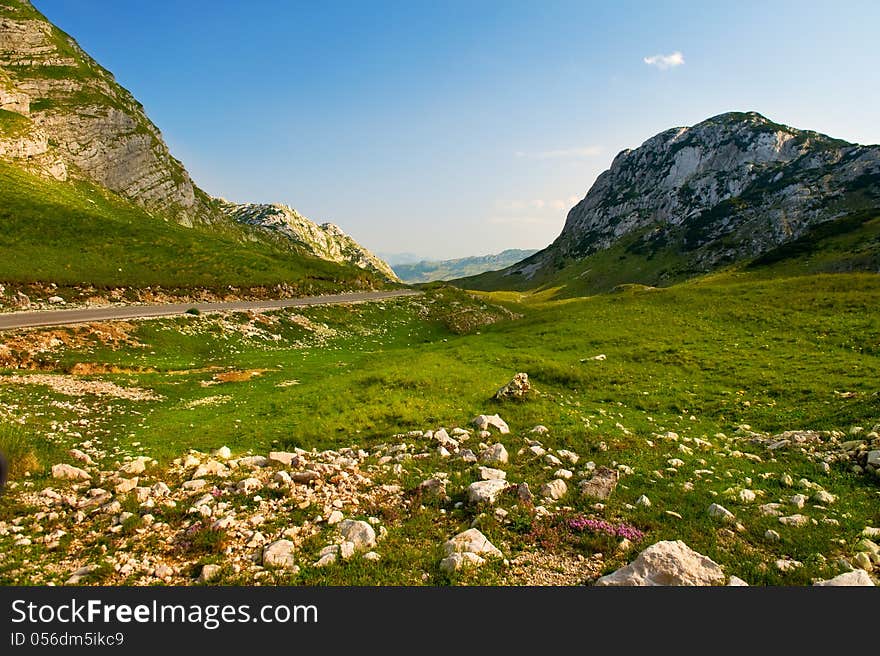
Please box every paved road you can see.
[0,289,422,331]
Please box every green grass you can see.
[0,274,878,585]
[0,161,383,292]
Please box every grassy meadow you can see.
[0,271,878,585]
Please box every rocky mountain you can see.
[392,249,538,283]
[0,0,396,283]
[218,201,398,281]
[465,112,880,292]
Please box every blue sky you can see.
[35,0,880,259]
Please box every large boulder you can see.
[813,570,875,586]
[594,540,726,586]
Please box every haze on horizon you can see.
[34,0,880,260]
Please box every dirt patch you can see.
[0,322,142,370]
[0,374,162,401]
[68,363,156,375]
[212,369,267,383]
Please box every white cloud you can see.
[516,146,602,160]
[487,215,560,226]
[643,51,685,70]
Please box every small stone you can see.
[262,539,297,570]
[775,559,802,572]
[635,494,651,508]
[363,551,381,562]
[707,503,735,522]
[472,414,510,434]
[494,373,531,400]
[268,451,298,467]
[52,464,90,482]
[738,489,756,503]
[327,510,344,525]
[480,443,509,465]
[779,514,810,527]
[338,520,377,550]
[853,552,874,572]
[443,528,502,558]
[579,467,619,500]
[789,494,807,509]
[813,490,835,505]
[212,446,232,460]
[153,564,174,579]
[478,467,507,481]
[540,479,568,501]
[727,576,749,586]
[236,477,262,494]
[440,552,486,574]
[467,479,509,505]
[765,529,781,542]
[115,477,138,494]
[554,469,573,480]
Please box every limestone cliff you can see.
[219,201,399,281]
[502,112,880,282]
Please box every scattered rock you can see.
[338,520,377,550]
[595,540,726,586]
[198,564,222,583]
[472,414,510,434]
[262,539,297,570]
[494,372,531,400]
[540,479,567,500]
[779,514,810,527]
[579,467,619,500]
[440,552,486,574]
[65,564,100,585]
[443,528,502,558]
[707,503,735,523]
[635,494,652,507]
[52,463,90,482]
[478,467,507,481]
[480,443,509,465]
[813,570,875,586]
[467,479,509,505]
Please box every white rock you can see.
[327,510,345,525]
[595,540,726,586]
[51,463,90,481]
[779,514,810,527]
[268,451,298,467]
[764,529,781,542]
[120,456,151,475]
[480,443,509,465]
[813,490,835,505]
[554,469,573,480]
[363,551,381,562]
[530,425,549,434]
[738,489,756,503]
[813,570,875,586]
[443,528,502,558]
[198,564,222,583]
[635,494,652,507]
[478,467,507,481]
[440,552,486,574]
[65,565,100,585]
[557,449,579,465]
[236,477,263,494]
[776,559,802,572]
[707,503,735,522]
[68,449,94,465]
[338,520,377,550]
[467,479,509,505]
[192,460,230,479]
[212,446,232,459]
[472,414,510,434]
[789,494,807,509]
[727,576,749,586]
[541,479,568,501]
[262,539,297,570]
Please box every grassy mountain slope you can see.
[0,160,379,292]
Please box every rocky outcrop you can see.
[218,201,399,281]
[0,0,213,225]
[499,112,880,283]
[594,540,727,586]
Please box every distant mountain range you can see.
[392,249,539,283]
[459,112,880,295]
[0,0,397,293]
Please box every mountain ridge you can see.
[0,0,396,283]
[392,249,539,283]
[459,111,880,294]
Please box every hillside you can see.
[0,0,396,291]
[459,112,880,296]
[393,249,538,283]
